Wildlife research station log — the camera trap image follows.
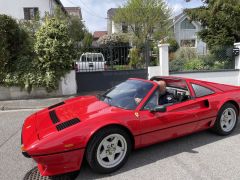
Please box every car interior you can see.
[151,77,192,105]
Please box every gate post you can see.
[234,43,240,86]
[234,43,240,69]
[158,43,169,76]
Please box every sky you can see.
[60,0,203,33]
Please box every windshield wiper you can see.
[101,94,112,105]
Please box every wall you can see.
[0,70,77,100]
[0,0,54,19]
[171,70,240,86]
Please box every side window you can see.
[143,90,159,110]
[192,84,214,98]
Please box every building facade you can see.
[172,13,207,55]
[65,7,82,19]
[0,0,65,20]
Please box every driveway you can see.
[1,109,240,180]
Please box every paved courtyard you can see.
[1,109,240,180]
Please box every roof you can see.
[93,31,107,39]
[107,8,118,19]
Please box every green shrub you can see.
[184,58,206,71]
[169,59,187,72]
[34,17,75,91]
[176,47,197,61]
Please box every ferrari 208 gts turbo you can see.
[21,76,240,178]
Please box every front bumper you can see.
[32,148,85,176]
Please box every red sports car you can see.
[21,76,240,178]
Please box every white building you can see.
[171,12,207,55]
[0,0,65,20]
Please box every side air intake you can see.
[56,118,80,131]
[48,102,65,110]
[49,110,60,124]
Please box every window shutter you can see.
[23,8,30,20]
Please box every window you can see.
[143,90,159,110]
[181,18,196,29]
[100,80,153,110]
[192,84,215,98]
[122,22,128,33]
[23,7,39,20]
[180,39,196,47]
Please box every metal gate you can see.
[76,69,148,93]
[76,46,149,93]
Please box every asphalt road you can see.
[1,109,240,180]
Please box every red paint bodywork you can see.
[21,76,240,176]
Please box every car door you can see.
[138,89,213,147]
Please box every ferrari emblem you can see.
[135,112,140,118]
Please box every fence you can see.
[149,42,240,86]
[75,45,150,72]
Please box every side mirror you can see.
[150,105,167,113]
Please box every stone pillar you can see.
[158,43,169,76]
[234,43,240,69]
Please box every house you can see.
[0,0,65,20]
[172,12,207,55]
[107,8,129,35]
[107,8,207,55]
[92,31,108,47]
[65,7,82,19]
[93,31,108,41]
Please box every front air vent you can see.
[49,110,60,124]
[56,118,80,131]
[48,102,65,110]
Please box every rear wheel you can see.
[86,127,131,174]
[212,103,238,135]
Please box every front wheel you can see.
[212,103,239,136]
[86,127,131,174]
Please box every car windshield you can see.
[100,80,153,110]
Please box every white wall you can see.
[171,71,240,86]
[0,70,77,100]
[0,0,55,19]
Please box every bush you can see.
[176,47,197,61]
[169,59,187,72]
[167,38,179,53]
[0,14,35,87]
[34,17,75,91]
[0,15,21,80]
[97,33,129,47]
[129,47,140,68]
[184,58,206,71]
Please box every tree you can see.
[113,0,171,46]
[34,17,75,91]
[186,0,240,52]
[0,14,33,83]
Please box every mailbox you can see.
[233,47,240,56]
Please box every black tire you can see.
[212,103,239,136]
[86,126,132,174]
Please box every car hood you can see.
[35,96,111,139]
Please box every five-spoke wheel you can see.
[213,103,238,135]
[86,127,131,173]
